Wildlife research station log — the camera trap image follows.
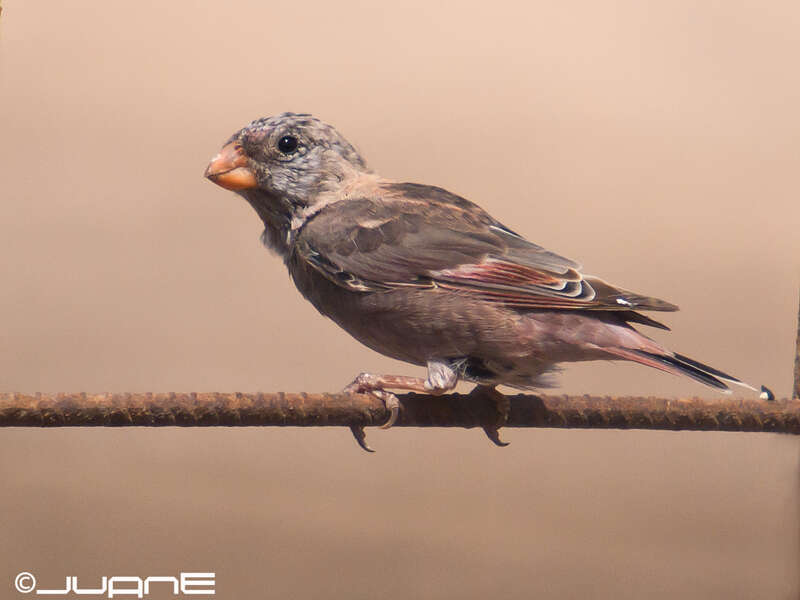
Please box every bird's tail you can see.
[606,347,767,396]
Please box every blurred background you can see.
[1,1,798,597]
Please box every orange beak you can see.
[204,142,258,191]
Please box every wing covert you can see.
[293,192,677,313]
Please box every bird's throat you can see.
[239,189,293,256]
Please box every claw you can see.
[482,424,510,447]
[344,374,401,429]
[350,425,375,453]
[375,390,400,428]
[475,385,511,447]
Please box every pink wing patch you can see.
[433,258,578,286]
[429,258,597,309]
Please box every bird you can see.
[204,112,763,450]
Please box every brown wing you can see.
[294,189,677,313]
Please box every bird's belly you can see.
[288,259,517,365]
[286,257,634,388]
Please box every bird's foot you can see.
[343,367,457,452]
[474,385,511,447]
[343,373,411,453]
[343,373,403,428]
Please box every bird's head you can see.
[205,112,367,204]
[205,113,369,252]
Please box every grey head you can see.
[205,112,370,254]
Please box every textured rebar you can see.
[1,391,799,434]
[795,289,800,400]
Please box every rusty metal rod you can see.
[794,288,800,400]
[1,392,799,434]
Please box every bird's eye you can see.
[277,135,299,154]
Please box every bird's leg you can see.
[472,385,511,447]
[344,360,458,451]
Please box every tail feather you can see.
[620,311,671,331]
[671,353,746,385]
[630,350,758,393]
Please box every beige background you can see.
[1,1,799,598]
